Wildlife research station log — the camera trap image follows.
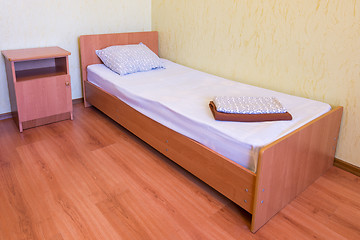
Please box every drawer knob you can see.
[65,81,70,86]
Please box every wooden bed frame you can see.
[79,31,343,233]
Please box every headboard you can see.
[79,31,159,105]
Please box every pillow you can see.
[96,43,164,76]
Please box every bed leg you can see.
[84,100,92,108]
[83,84,92,108]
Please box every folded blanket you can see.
[209,101,293,122]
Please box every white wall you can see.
[0,0,151,114]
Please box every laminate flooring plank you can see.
[22,140,122,239]
[208,204,255,240]
[292,177,360,239]
[91,143,233,240]
[14,142,96,240]
[0,153,41,239]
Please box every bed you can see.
[79,31,343,232]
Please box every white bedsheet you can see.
[87,59,331,172]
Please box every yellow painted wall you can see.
[152,0,360,167]
[0,0,151,113]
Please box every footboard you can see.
[251,106,343,232]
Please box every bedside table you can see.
[2,47,73,132]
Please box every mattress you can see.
[87,59,331,172]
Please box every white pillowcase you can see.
[96,43,164,76]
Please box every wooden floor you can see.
[0,104,359,240]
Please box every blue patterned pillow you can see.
[96,43,164,76]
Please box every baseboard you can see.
[334,158,360,177]
[72,98,84,105]
[0,112,12,121]
[0,98,84,122]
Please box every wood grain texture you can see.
[251,106,343,232]
[3,58,19,125]
[2,47,73,132]
[17,75,72,122]
[0,98,82,121]
[15,67,67,82]
[85,80,344,233]
[79,32,344,232]
[0,103,359,239]
[79,31,159,106]
[334,158,360,177]
[85,81,256,213]
[1,47,70,62]
[21,112,72,130]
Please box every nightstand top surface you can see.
[2,46,71,62]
